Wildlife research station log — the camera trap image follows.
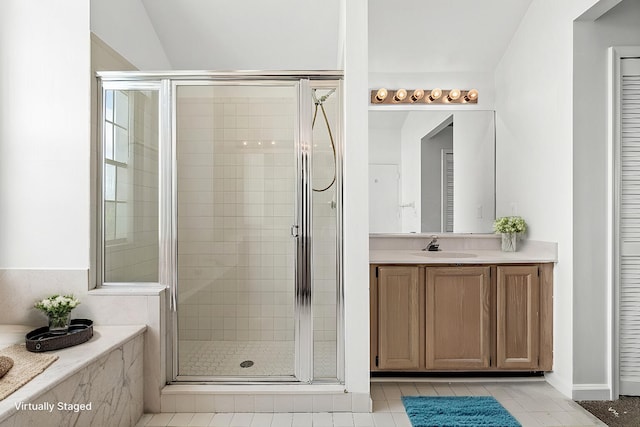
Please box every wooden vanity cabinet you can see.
[371,263,553,372]
[496,265,539,369]
[425,266,491,369]
[375,266,421,370]
[496,264,554,371]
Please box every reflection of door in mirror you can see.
[421,119,453,233]
[369,165,400,233]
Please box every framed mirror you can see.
[369,110,495,234]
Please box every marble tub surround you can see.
[0,325,145,426]
[370,234,557,264]
[0,269,167,413]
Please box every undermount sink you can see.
[412,251,478,258]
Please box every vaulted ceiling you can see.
[369,0,533,73]
[140,0,341,70]
[136,0,532,72]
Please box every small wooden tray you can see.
[25,319,93,352]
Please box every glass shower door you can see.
[175,83,299,379]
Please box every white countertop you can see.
[370,248,557,264]
[369,236,557,264]
[0,324,146,422]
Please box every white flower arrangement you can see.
[493,216,527,235]
[34,294,80,319]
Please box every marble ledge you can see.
[88,284,167,296]
[0,324,146,421]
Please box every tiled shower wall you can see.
[311,94,339,351]
[175,85,338,376]
[177,83,337,378]
[176,86,296,343]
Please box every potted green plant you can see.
[493,216,527,252]
[34,294,80,335]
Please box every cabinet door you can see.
[426,266,491,369]
[377,266,421,370]
[496,266,540,369]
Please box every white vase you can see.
[501,233,517,252]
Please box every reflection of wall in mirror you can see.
[369,123,403,232]
[369,165,400,233]
[453,111,495,233]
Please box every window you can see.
[104,90,130,243]
[100,87,160,283]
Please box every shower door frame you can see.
[169,73,343,384]
[97,71,344,385]
[171,78,313,383]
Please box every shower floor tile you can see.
[178,340,336,378]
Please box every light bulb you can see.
[410,89,424,102]
[465,89,479,102]
[375,88,388,102]
[428,88,442,101]
[447,89,461,101]
[393,89,408,102]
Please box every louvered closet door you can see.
[442,150,454,232]
[620,57,640,396]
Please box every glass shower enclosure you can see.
[97,72,343,384]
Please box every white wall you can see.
[91,0,172,70]
[573,0,640,396]
[0,0,91,269]
[494,0,602,397]
[343,0,370,395]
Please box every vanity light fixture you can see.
[370,87,478,105]
[393,88,408,102]
[410,89,424,102]
[464,89,479,102]
[375,88,388,102]
[428,88,443,102]
[447,89,461,102]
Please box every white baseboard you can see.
[572,384,611,400]
[544,372,573,398]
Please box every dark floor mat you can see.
[577,396,640,427]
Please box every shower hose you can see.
[311,89,337,193]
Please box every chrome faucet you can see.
[422,236,440,251]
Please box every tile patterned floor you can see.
[179,340,337,378]
[137,380,607,426]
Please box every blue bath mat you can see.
[402,396,522,427]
